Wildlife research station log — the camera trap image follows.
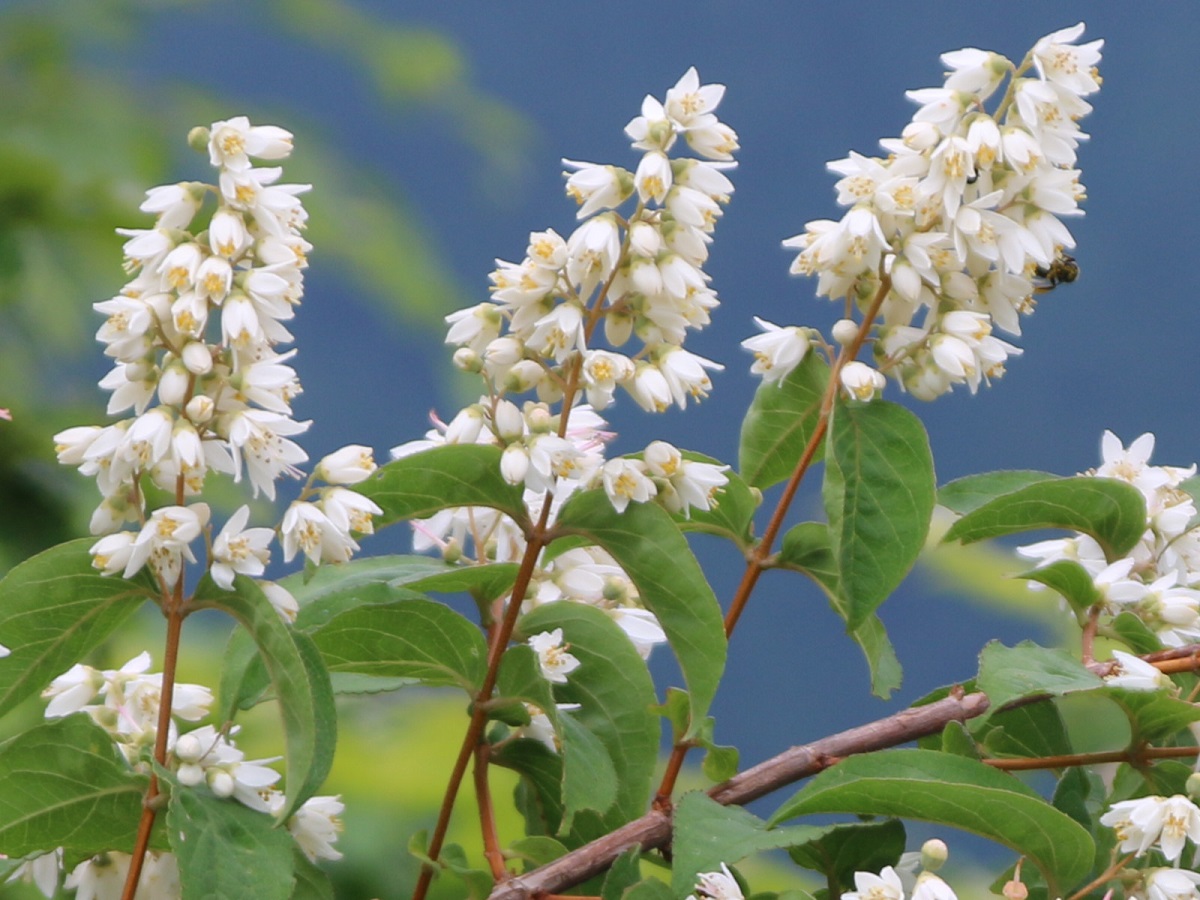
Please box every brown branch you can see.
[476,744,508,881]
[489,690,990,900]
[985,745,1199,771]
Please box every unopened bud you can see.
[525,404,554,434]
[503,359,545,393]
[187,126,211,153]
[1186,771,1200,801]
[181,341,213,376]
[207,769,235,798]
[453,347,482,373]
[920,838,948,871]
[177,763,204,787]
[158,359,190,407]
[1002,880,1028,900]
[175,734,203,763]
[832,318,860,346]
[493,400,524,442]
[185,394,215,424]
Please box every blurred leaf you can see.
[786,819,906,898]
[552,491,725,738]
[979,702,1072,760]
[738,354,829,490]
[1016,561,1101,615]
[0,538,154,719]
[0,716,147,858]
[942,477,1147,561]
[1100,686,1200,744]
[823,398,935,630]
[769,749,1094,896]
[290,847,335,899]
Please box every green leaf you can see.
[623,879,674,900]
[552,491,725,736]
[601,847,643,900]
[508,835,568,872]
[671,792,822,898]
[738,353,830,490]
[777,523,902,699]
[0,716,147,858]
[702,744,740,784]
[495,643,619,833]
[976,641,1101,711]
[937,471,1059,515]
[979,702,1072,760]
[786,819,906,898]
[672,454,759,550]
[167,782,296,900]
[290,848,335,900]
[769,749,1094,895]
[519,602,659,825]
[0,538,155,718]
[823,398,935,630]
[1101,686,1200,743]
[356,444,530,530]
[310,597,487,691]
[193,576,336,822]
[1016,561,1102,615]
[942,477,1147,560]
[1111,611,1163,654]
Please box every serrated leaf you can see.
[496,643,618,833]
[1100,686,1200,743]
[290,847,335,900]
[979,702,1072,760]
[778,523,901,699]
[942,477,1147,560]
[769,749,1094,895]
[310,597,486,691]
[786,819,906,897]
[356,444,530,530]
[938,471,1060,515]
[519,602,659,825]
[671,792,823,898]
[823,398,935,631]
[193,577,335,822]
[601,847,642,900]
[551,491,725,736]
[1016,561,1102,615]
[0,538,155,719]
[0,716,148,858]
[976,641,1102,711]
[739,353,830,490]
[167,783,296,900]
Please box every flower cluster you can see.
[749,24,1102,401]
[393,69,738,661]
[1101,794,1200,864]
[51,118,379,592]
[1018,431,1200,648]
[18,653,345,898]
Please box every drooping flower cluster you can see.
[1018,431,1200,648]
[750,23,1102,401]
[51,118,379,590]
[19,653,345,898]
[393,69,738,659]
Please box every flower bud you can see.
[831,318,859,346]
[444,405,485,445]
[1002,879,1028,900]
[316,445,377,485]
[1186,772,1200,801]
[605,309,634,347]
[181,341,213,375]
[493,400,525,443]
[503,359,545,393]
[920,838,948,871]
[207,769,235,798]
[187,126,211,153]
[525,404,554,434]
[185,394,215,424]
[452,347,482,373]
[177,763,204,787]
[500,444,529,485]
[158,358,191,407]
[175,733,203,763]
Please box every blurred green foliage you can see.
[0,0,531,570]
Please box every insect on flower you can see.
[1033,251,1079,292]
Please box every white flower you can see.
[688,863,744,900]
[90,531,137,577]
[840,361,887,402]
[1142,867,1200,900]
[562,159,630,219]
[912,873,957,900]
[281,500,358,565]
[288,795,345,862]
[208,116,294,171]
[210,505,274,590]
[320,486,382,536]
[741,317,811,385]
[6,848,62,898]
[261,581,299,624]
[124,503,210,585]
[1031,23,1103,97]
[843,866,905,900]
[1106,650,1172,692]
[599,458,656,513]
[1102,795,1200,863]
[527,629,581,684]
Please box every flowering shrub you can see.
[6,19,1200,900]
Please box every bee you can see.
[1033,251,1079,292]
